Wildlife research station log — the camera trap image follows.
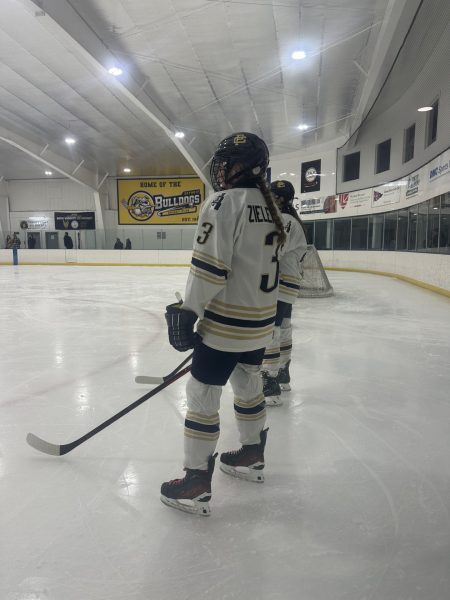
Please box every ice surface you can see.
[1,265,449,600]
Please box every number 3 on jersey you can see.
[197,222,214,244]
[260,231,281,293]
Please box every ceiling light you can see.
[174,131,185,138]
[297,124,309,131]
[123,168,131,173]
[44,170,53,176]
[417,106,433,112]
[291,50,306,60]
[65,137,76,145]
[433,206,438,209]
[289,173,296,176]
[108,67,123,76]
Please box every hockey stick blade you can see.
[135,375,163,385]
[26,433,63,456]
[134,352,192,386]
[26,364,191,456]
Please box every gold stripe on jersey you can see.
[190,267,226,286]
[209,298,276,314]
[192,249,230,271]
[280,273,301,284]
[208,300,276,320]
[198,322,274,341]
[279,285,299,297]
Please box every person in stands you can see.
[63,232,74,249]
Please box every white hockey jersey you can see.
[278,214,307,304]
[183,187,283,353]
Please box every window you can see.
[416,201,428,250]
[333,219,351,250]
[427,197,440,249]
[350,217,368,250]
[426,99,439,147]
[303,221,314,245]
[403,124,415,163]
[383,212,398,250]
[397,209,409,250]
[368,214,384,249]
[343,152,360,182]
[408,205,418,250]
[314,220,333,250]
[375,139,391,174]
[440,193,450,254]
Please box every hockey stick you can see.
[26,364,191,456]
[135,352,193,385]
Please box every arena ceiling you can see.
[0,0,423,189]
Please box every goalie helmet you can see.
[210,132,269,191]
[270,180,295,212]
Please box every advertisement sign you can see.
[371,184,402,207]
[338,189,372,210]
[428,154,450,184]
[118,177,205,225]
[20,216,49,230]
[299,195,337,214]
[301,159,321,193]
[54,212,96,230]
[406,172,420,198]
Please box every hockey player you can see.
[162,132,286,516]
[261,180,307,405]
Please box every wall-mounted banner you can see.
[118,177,205,225]
[371,184,402,207]
[301,159,321,193]
[20,216,49,230]
[54,212,96,230]
[338,189,372,210]
[428,153,450,184]
[405,171,420,199]
[299,195,337,214]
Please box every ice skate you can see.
[220,428,268,483]
[277,360,291,392]
[160,453,217,516]
[262,371,283,406]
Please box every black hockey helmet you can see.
[270,180,295,212]
[210,132,269,191]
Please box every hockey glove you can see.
[165,302,199,352]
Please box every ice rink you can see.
[1,265,449,600]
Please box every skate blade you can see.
[265,395,283,406]
[280,383,291,392]
[219,463,264,483]
[160,495,211,516]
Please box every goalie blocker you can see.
[165,302,199,352]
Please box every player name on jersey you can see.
[248,205,274,223]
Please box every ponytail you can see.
[257,177,287,246]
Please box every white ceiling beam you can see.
[0,125,98,190]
